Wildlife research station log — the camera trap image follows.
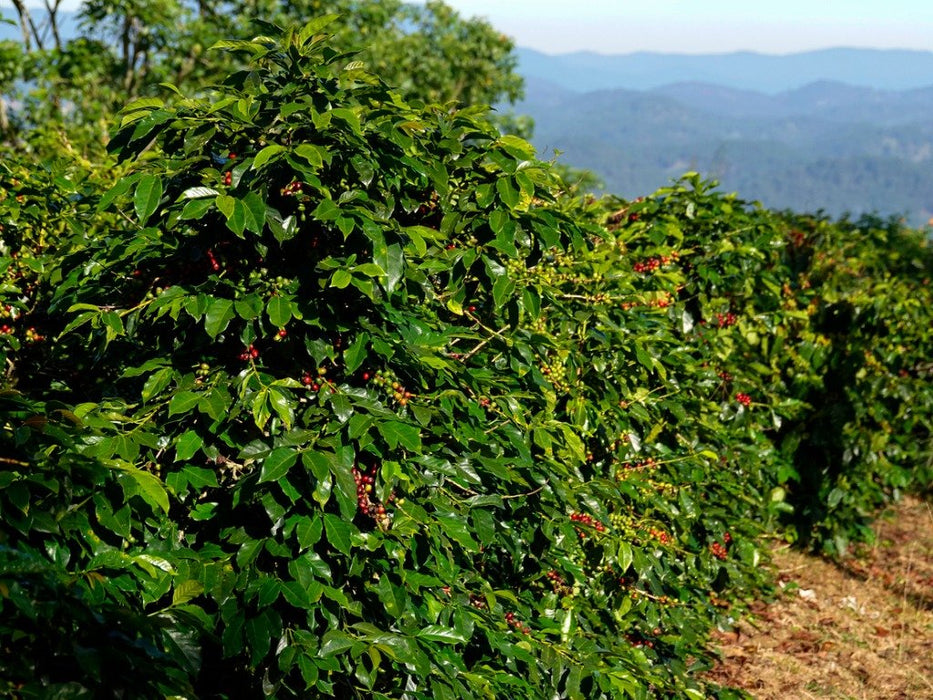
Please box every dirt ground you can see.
[706,496,933,699]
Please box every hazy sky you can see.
[421,0,933,54]
[14,1,933,55]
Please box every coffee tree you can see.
[2,16,932,700]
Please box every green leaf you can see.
[488,209,509,236]
[497,135,535,161]
[492,275,515,308]
[259,447,297,484]
[215,193,235,219]
[417,625,467,645]
[180,198,213,220]
[252,389,272,430]
[241,192,266,234]
[298,14,339,43]
[496,177,520,210]
[172,580,204,607]
[251,144,286,169]
[267,296,292,327]
[175,430,203,461]
[141,367,173,402]
[330,269,352,289]
[169,391,201,416]
[268,387,294,429]
[115,463,170,514]
[343,333,370,373]
[204,298,235,338]
[134,175,162,224]
[180,186,219,199]
[313,198,340,221]
[323,513,353,556]
[235,294,264,320]
[377,421,421,451]
[294,144,324,168]
[330,393,353,424]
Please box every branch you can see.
[43,0,62,51]
[9,0,36,51]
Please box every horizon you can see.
[520,45,933,59]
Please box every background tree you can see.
[0,0,523,157]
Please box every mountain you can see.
[515,77,933,225]
[517,47,933,94]
[650,81,933,126]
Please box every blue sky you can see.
[15,1,933,55]
[423,0,933,54]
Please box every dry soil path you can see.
[706,496,933,699]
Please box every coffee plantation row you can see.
[1,21,931,698]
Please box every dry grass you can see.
[705,496,933,699]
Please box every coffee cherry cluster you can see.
[570,511,606,539]
[710,541,729,560]
[545,569,573,596]
[504,252,600,288]
[238,344,259,362]
[620,292,674,311]
[617,457,658,473]
[647,527,672,545]
[735,392,752,407]
[367,369,413,407]
[351,465,391,529]
[539,359,571,393]
[503,611,531,635]
[301,366,329,391]
[718,370,733,382]
[280,180,305,197]
[632,252,678,274]
[788,229,807,247]
[625,633,655,650]
[716,312,738,327]
[1,324,46,343]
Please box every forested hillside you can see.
[1,3,931,699]
[517,77,933,225]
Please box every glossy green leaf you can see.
[323,513,352,556]
[259,447,297,484]
[134,175,162,223]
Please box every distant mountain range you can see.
[513,49,933,225]
[516,47,933,94]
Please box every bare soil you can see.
[706,496,933,699]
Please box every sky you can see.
[419,0,933,55]
[12,1,933,55]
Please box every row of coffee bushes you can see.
[2,22,931,699]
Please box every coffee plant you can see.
[1,18,931,699]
